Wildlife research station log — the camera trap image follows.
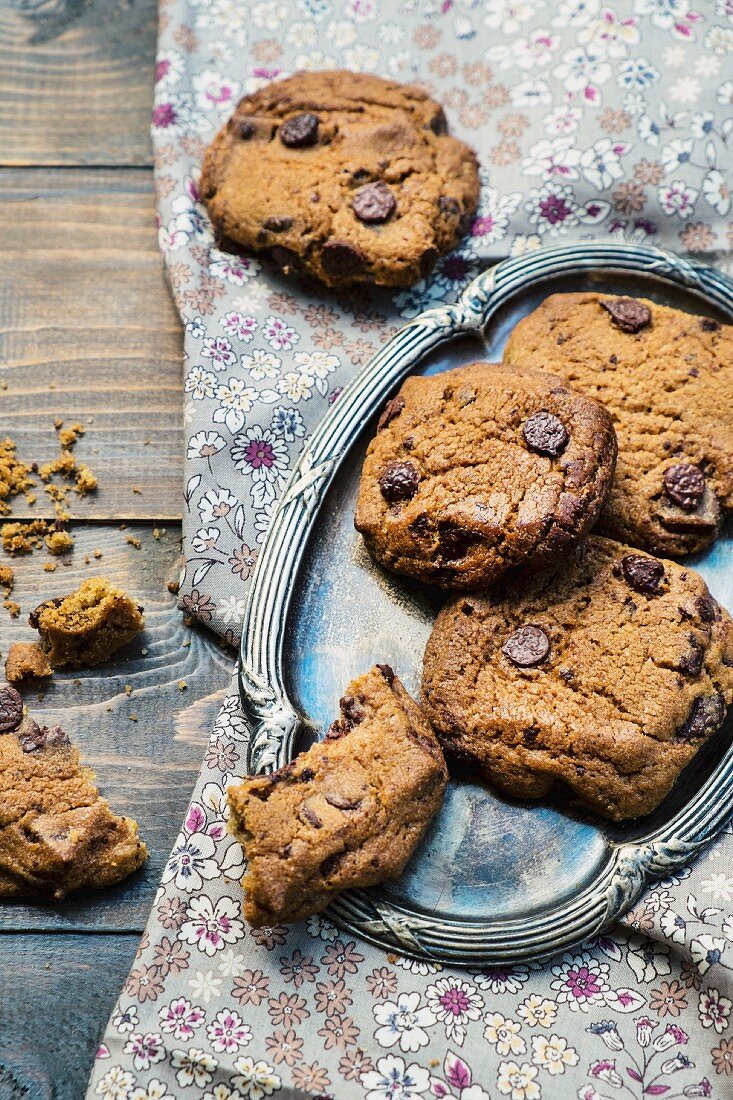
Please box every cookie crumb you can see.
[45,530,74,556]
[126,535,142,549]
[124,684,133,696]
[129,713,138,722]
[43,562,58,573]
[5,642,53,682]
[178,680,187,691]
[3,600,20,619]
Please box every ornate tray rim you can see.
[238,241,733,965]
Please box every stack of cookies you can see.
[211,73,733,926]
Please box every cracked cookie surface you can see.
[422,536,733,820]
[503,292,733,557]
[200,70,480,289]
[355,362,617,589]
[227,665,447,926]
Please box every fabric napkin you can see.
[87,2,733,1097]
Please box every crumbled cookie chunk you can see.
[1,520,50,556]
[0,689,147,898]
[45,530,74,556]
[5,642,53,683]
[201,71,480,289]
[503,293,733,556]
[29,576,145,670]
[228,665,447,925]
[0,438,34,516]
[355,363,617,589]
[422,536,733,821]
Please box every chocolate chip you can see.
[279,112,319,148]
[409,514,431,540]
[377,396,405,432]
[339,694,366,726]
[679,693,726,739]
[438,523,475,561]
[0,686,23,733]
[325,720,350,740]
[263,216,293,233]
[701,318,721,332]
[269,246,302,275]
[428,108,447,134]
[559,667,574,683]
[299,802,323,828]
[321,239,367,278]
[502,625,550,668]
[678,646,704,677]
[696,596,720,623]
[600,297,652,333]
[352,181,396,224]
[324,792,362,810]
[377,663,395,685]
[664,463,706,511]
[378,461,419,504]
[439,196,460,217]
[20,724,69,754]
[576,764,586,775]
[522,412,569,458]
[420,248,439,278]
[298,768,315,782]
[232,118,255,140]
[620,554,665,595]
[320,851,346,877]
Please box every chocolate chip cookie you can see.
[503,293,733,556]
[354,363,617,589]
[422,536,733,820]
[0,687,147,898]
[227,665,447,926]
[30,576,144,670]
[200,70,480,289]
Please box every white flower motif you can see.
[217,594,246,624]
[343,43,380,70]
[212,377,258,434]
[158,223,188,252]
[483,0,538,35]
[517,995,557,1027]
[220,311,257,342]
[270,405,305,442]
[187,431,227,459]
[718,78,733,104]
[185,367,217,401]
[626,934,672,982]
[122,1032,165,1072]
[95,1066,135,1100]
[112,1006,139,1035]
[361,1054,431,1100]
[155,50,185,88]
[486,28,559,70]
[511,77,553,107]
[241,348,281,381]
[130,1080,169,1100]
[531,1033,579,1074]
[496,1060,541,1100]
[484,1012,526,1056]
[616,55,660,88]
[185,315,206,339]
[543,104,583,135]
[578,8,640,55]
[162,829,220,892]
[159,997,205,1042]
[658,179,699,218]
[170,1047,217,1089]
[188,969,223,1004]
[192,68,241,112]
[472,965,530,994]
[522,137,581,180]
[262,315,299,351]
[201,336,236,370]
[660,907,687,944]
[580,138,627,190]
[170,193,211,243]
[231,1055,281,1099]
[702,170,732,215]
[373,991,436,1052]
[198,487,239,524]
[661,137,695,172]
[553,43,611,105]
[231,426,289,483]
[698,987,732,1032]
[550,952,610,1011]
[525,183,579,235]
[209,249,261,285]
[180,895,246,956]
[509,233,543,256]
[705,25,733,53]
[206,1008,253,1053]
[425,978,484,1045]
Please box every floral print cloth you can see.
[87,1,733,1097]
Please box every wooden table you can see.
[0,4,234,1095]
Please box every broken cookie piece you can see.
[30,576,144,670]
[0,686,147,898]
[5,642,53,683]
[227,665,448,926]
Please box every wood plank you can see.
[0,169,184,521]
[0,0,155,166]
[0,931,138,1099]
[0,523,236,932]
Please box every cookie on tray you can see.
[354,363,617,589]
[0,687,147,898]
[503,292,733,557]
[422,536,733,821]
[227,664,447,926]
[200,70,480,289]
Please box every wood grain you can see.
[0,169,184,520]
[0,0,156,166]
[0,931,139,1099]
[0,524,235,932]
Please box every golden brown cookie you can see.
[0,687,147,898]
[422,536,733,820]
[5,642,52,683]
[503,293,733,556]
[200,70,480,289]
[30,576,144,669]
[227,665,447,926]
[354,363,617,589]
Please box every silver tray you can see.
[238,242,733,966]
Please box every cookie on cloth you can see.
[354,362,617,589]
[503,292,733,557]
[200,70,480,288]
[227,665,447,926]
[421,536,733,821]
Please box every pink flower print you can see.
[201,335,236,370]
[122,1031,165,1072]
[206,1008,253,1054]
[152,102,176,128]
[263,315,300,351]
[321,940,365,979]
[551,953,609,1010]
[180,895,246,957]
[159,997,205,1042]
